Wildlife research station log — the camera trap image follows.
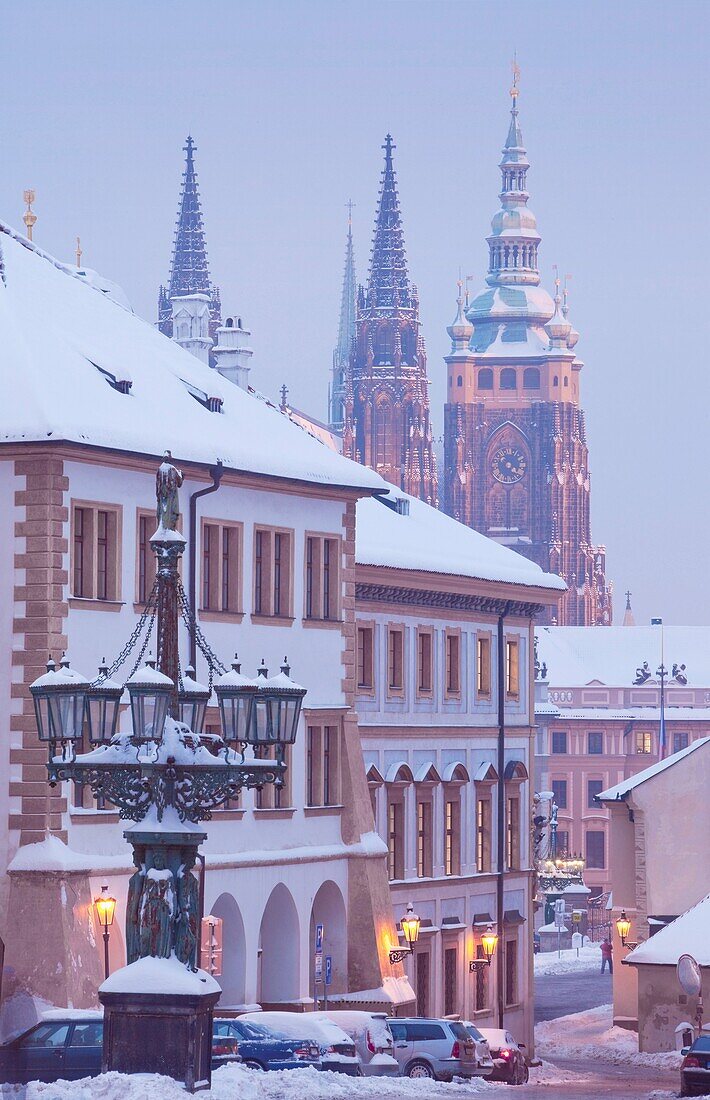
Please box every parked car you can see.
[461,1021,495,1075]
[680,1036,710,1096]
[240,1011,361,1075]
[533,932,541,954]
[213,1017,320,1071]
[313,1011,399,1076]
[0,1013,238,1085]
[387,1017,484,1080]
[477,1027,529,1085]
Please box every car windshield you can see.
[465,1024,484,1041]
[692,1037,710,1052]
[450,1022,473,1041]
[234,1021,270,1040]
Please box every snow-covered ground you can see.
[0,1065,496,1099]
[536,1004,682,1069]
[534,944,601,977]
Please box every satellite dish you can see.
[678,954,702,997]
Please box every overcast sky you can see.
[2,0,708,626]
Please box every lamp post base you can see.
[99,959,221,1092]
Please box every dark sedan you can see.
[213,1017,320,1071]
[0,1015,239,1085]
[477,1027,529,1085]
[681,1036,710,1096]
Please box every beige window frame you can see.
[505,636,520,698]
[71,500,122,602]
[506,792,521,870]
[387,796,405,880]
[416,628,433,696]
[304,533,341,621]
[387,625,405,696]
[416,795,433,878]
[201,518,243,614]
[255,743,292,809]
[357,624,375,692]
[135,509,157,606]
[505,937,518,1006]
[445,629,461,697]
[475,790,493,873]
[444,791,461,876]
[476,633,492,697]
[306,720,341,807]
[253,526,294,619]
[635,730,653,754]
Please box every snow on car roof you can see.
[0,225,384,494]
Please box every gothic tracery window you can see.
[374,326,394,364]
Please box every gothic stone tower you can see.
[443,83,611,626]
[157,136,222,361]
[343,136,438,505]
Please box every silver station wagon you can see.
[387,1017,483,1080]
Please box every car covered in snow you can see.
[680,1035,710,1096]
[477,1027,529,1085]
[213,1017,320,1071]
[461,1021,495,1075]
[239,1011,361,1075]
[387,1017,486,1080]
[312,1011,399,1076]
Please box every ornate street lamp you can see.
[177,666,210,736]
[94,885,117,980]
[389,902,421,964]
[616,910,632,947]
[30,455,307,1092]
[470,924,498,972]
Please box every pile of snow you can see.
[0,1064,496,1098]
[536,1004,682,1069]
[100,956,220,997]
[534,943,601,976]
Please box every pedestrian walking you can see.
[601,937,613,974]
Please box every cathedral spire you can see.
[157,136,222,347]
[485,72,541,289]
[367,135,411,310]
[329,205,357,430]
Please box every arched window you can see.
[500,368,517,390]
[374,326,394,364]
[457,375,463,387]
[553,375,559,387]
[523,367,540,390]
[374,400,391,468]
[225,317,234,328]
[478,368,493,390]
[564,376,569,388]
[400,326,416,364]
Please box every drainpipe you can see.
[188,462,224,670]
[497,601,511,1029]
[196,853,206,969]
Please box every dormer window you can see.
[182,380,223,412]
[90,360,132,394]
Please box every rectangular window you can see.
[255,743,291,809]
[417,631,433,693]
[505,939,518,1006]
[588,731,603,755]
[556,829,569,856]
[673,731,689,753]
[476,796,492,873]
[71,502,120,601]
[506,795,520,870]
[416,800,433,878]
[357,626,374,690]
[253,527,292,618]
[506,638,520,697]
[586,829,605,869]
[474,944,488,1010]
[388,628,404,692]
[415,952,429,1017]
[587,779,603,808]
[304,535,340,620]
[444,798,461,876]
[445,632,460,694]
[635,731,653,754]
[202,521,241,612]
[444,947,457,1017]
[306,723,340,807]
[388,800,404,880]
[476,635,491,695]
[551,779,568,809]
[552,731,568,754]
[137,514,156,604]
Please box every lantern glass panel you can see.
[131,692,169,742]
[87,695,121,744]
[33,694,52,742]
[219,694,253,743]
[179,699,207,736]
[48,691,86,741]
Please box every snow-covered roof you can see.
[356,486,565,594]
[598,737,710,802]
[537,626,710,687]
[541,707,710,722]
[626,892,710,967]
[0,225,383,493]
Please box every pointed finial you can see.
[625,590,632,610]
[563,272,572,316]
[75,236,82,268]
[345,198,355,229]
[383,133,395,161]
[511,53,521,100]
[23,190,37,242]
[280,383,289,410]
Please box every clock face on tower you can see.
[491,446,527,485]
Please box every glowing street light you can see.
[94,885,117,980]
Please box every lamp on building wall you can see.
[389,902,421,963]
[616,910,632,946]
[470,924,499,972]
[94,885,117,980]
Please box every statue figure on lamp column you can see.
[126,848,146,964]
[156,452,183,532]
[175,851,200,969]
[139,851,175,959]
